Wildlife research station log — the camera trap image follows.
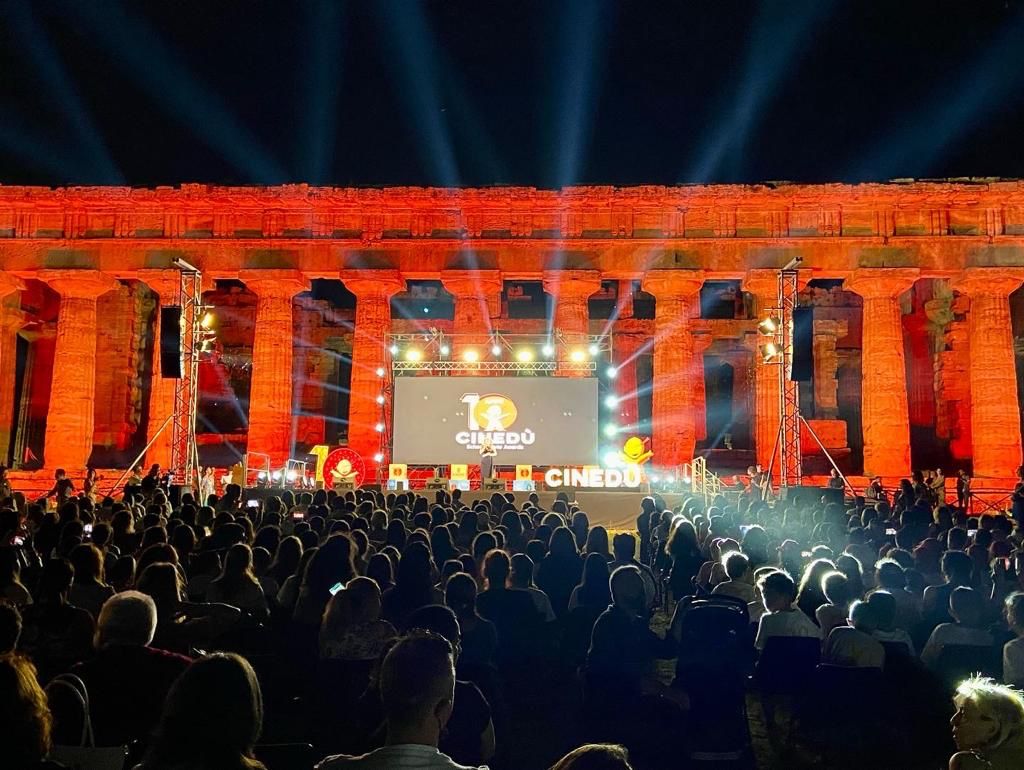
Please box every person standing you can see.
[956,470,972,511]
[479,439,497,480]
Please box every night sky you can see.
[3,0,1024,188]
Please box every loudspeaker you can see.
[790,306,814,381]
[159,306,183,378]
[482,479,506,492]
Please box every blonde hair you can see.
[954,677,1024,751]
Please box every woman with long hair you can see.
[207,544,269,621]
[140,653,266,770]
[381,541,442,631]
[537,526,584,619]
[68,543,114,620]
[293,535,357,628]
[666,519,702,601]
[268,535,303,587]
[319,576,396,661]
[0,655,61,769]
[796,558,837,622]
[569,552,612,611]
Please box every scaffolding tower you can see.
[169,266,203,488]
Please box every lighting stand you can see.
[170,266,203,490]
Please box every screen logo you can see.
[456,393,536,451]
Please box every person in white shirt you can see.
[712,551,757,605]
[823,600,885,668]
[921,587,994,670]
[754,570,821,652]
[1002,592,1024,688]
[316,630,488,770]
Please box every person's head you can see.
[820,570,852,607]
[137,562,183,616]
[549,743,633,770]
[847,599,877,633]
[95,590,158,648]
[951,677,1024,755]
[444,571,478,617]
[584,526,610,557]
[611,532,637,562]
[38,557,74,604]
[0,655,52,766]
[69,543,106,586]
[509,553,535,589]
[302,534,357,599]
[950,586,984,628]
[875,559,906,591]
[407,604,462,661]
[867,590,898,632]
[220,543,256,583]
[482,549,511,590]
[0,600,22,654]
[144,653,264,770]
[797,558,836,601]
[1005,592,1024,637]
[758,570,798,613]
[609,565,645,616]
[722,551,750,582]
[379,631,456,742]
[322,576,382,635]
[941,549,974,585]
[549,526,579,558]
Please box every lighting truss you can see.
[392,360,594,374]
[777,268,802,487]
[170,268,203,487]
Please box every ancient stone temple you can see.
[3,181,1024,489]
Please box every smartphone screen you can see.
[83,524,94,535]
[885,528,896,536]
[247,499,260,509]
[968,529,978,537]
[292,510,304,520]
[329,581,344,595]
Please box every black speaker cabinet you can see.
[159,306,183,378]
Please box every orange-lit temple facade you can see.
[3,181,1024,490]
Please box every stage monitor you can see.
[392,376,599,466]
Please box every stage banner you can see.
[516,464,533,481]
[450,464,468,481]
[388,464,407,481]
[392,377,599,466]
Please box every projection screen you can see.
[391,377,599,466]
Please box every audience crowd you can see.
[1,465,1023,769]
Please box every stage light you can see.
[422,306,430,314]
[404,348,423,362]
[570,348,586,363]
[491,344,502,356]
[603,424,618,437]
[200,312,215,329]
[604,395,618,409]
[389,344,399,355]
[603,450,622,467]
[588,343,600,356]
[758,317,780,335]
[606,366,617,379]
[375,394,385,405]
[286,470,297,482]
[375,367,385,377]
[373,452,384,463]
[542,343,555,357]
[375,422,384,432]
[439,344,450,356]
[516,348,534,362]
[257,471,267,480]
[462,348,480,363]
[760,342,780,362]
[650,474,660,483]
[666,474,675,484]
[271,471,282,482]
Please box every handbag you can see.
[46,673,129,770]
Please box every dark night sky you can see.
[3,0,1024,188]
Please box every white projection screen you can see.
[391,377,599,466]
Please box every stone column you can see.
[845,268,918,478]
[41,270,119,470]
[952,268,1024,478]
[612,331,646,431]
[241,270,310,467]
[343,271,404,469]
[692,332,714,442]
[812,319,848,419]
[138,270,181,469]
[743,271,782,472]
[441,270,502,356]
[641,271,705,467]
[543,270,601,375]
[0,274,26,463]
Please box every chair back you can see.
[756,635,821,693]
[935,643,1002,690]
[45,674,128,770]
[673,597,754,689]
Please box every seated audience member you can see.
[71,591,192,746]
[922,550,973,628]
[1003,592,1024,688]
[536,527,584,619]
[796,558,836,622]
[815,570,854,639]
[206,543,269,621]
[137,562,241,654]
[509,553,556,622]
[407,605,496,767]
[139,653,266,770]
[475,549,541,661]
[870,558,920,631]
[0,599,22,654]
[0,546,32,605]
[0,654,64,769]
[822,600,885,669]
[712,551,756,604]
[19,557,95,679]
[609,533,656,610]
[381,542,443,631]
[548,743,634,770]
[754,570,822,652]
[445,572,498,673]
[316,631,488,769]
[67,543,115,620]
[921,587,994,670]
[949,677,1024,770]
[868,590,916,656]
[568,552,612,611]
[320,576,397,661]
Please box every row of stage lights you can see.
[387,341,615,369]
